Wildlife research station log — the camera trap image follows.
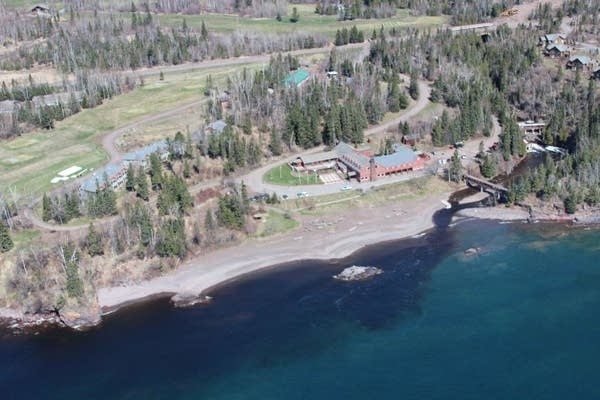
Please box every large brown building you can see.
[291,142,427,182]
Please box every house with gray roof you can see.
[539,33,567,47]
[123,139,169,168]
[206,120,227,135]
[545,44,570,58]
[567,54,591,69]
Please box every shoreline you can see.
[96,191,451,315]
[5,191,597,331]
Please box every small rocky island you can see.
[171,293,213,308]
[333,266,383,281]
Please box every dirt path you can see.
[494,0,566,29]
[365,78,431,136]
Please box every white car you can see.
[340,185,353,191]
[297,191,309,198]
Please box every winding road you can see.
[24,40,435,232]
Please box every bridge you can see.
[464,174,508,200]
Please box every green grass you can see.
[156,8,446,39]
[263,163,323,186]
[256,210,299,237]
[0,64,247,198]
[10,229,41,247]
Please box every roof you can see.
[81,163,124,192]
[546,44,568,53]
[0,100,17,114]
[283,70,310,87]
[374,144,417,168]
[123,139,168,162]
[544,33,566,42]
[569,55,590,64]
[207,120,227,133]
[449,23,494,32]
[300,150,338,164]
[403,133,420,140]
[335,142,370,168]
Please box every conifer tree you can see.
[0,221,13,253]
[136,166,149,201]
[86,222,104,256]
[409,70,420,100]
[42,193,52,222]
[125,163,135,191]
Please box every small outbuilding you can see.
[283,70,310,88]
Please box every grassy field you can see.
[0,64,247,198]
[255,210,299,237]
[263,163,323,186]
[157,6,446,39]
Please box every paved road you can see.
[24,40,428,231]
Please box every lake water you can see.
[1,218,600,399]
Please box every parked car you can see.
[297,191,309,198]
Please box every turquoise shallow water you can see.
[1,220,600,399]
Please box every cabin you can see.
[591,67,600,81]
[539,33,567,47]
[402,133,420,146]
[567,55,591,70]
[545,44,570,58]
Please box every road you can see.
[24,38,433,231]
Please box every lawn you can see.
[155,7,446,39]
[0,64,247,198]
[255,210,299,237]
[263,163,323,186]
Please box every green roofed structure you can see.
[283,69,310,88]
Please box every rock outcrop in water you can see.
[171,292,213,308]
[333,266,383,281]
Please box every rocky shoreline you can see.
[3,194,599,335]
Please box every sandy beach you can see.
[98,191,452,312]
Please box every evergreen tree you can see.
[136,166,149,201]
[149,152,164,190]
[269,129,283,156]
[201,20,208,40]
[125,163,135,191]
[42,193,52,222]
[86,223,104,256]
[290,7,300,23]
[481,154,496,178]
[61,242,83,298]
[183,159,191,179]
[156,218,187,258]
[409,70,420,100]
[448,150,463,182]
[0,221,13,253]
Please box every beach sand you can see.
[98,191,452,312]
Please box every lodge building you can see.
[291,142,427,182]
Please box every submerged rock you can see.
[171,292,213,308]
[464,247,479,255]
[333,265,383,281]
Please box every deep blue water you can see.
[1,219,600,399]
